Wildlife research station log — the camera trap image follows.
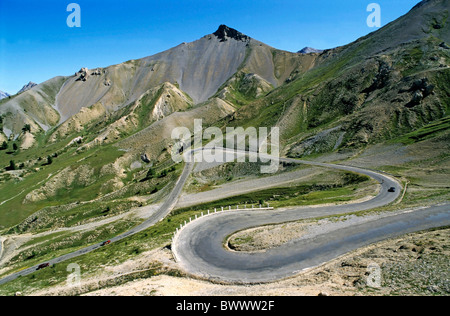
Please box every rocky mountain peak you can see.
[213,24,250,42]
[298,47,324,54]
[18,81,37,94]
[0,90,10,100]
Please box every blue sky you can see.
[0,0,420,94]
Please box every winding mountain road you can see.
[173,151,450,283]
[0,147,449,287]
[173,199,449,283]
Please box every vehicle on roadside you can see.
[36,263,50,270]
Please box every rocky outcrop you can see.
[405,78,435,108]
[213,25,250,42]
[17,82,37,94]
[76,68,90,82]
[91,68,103,76]
[140,153,151,163]
[151,83,192,121]
[362,60,393,94]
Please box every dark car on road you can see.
[36,263,50,270]
[388,187,396,193]
[101,240,111,246]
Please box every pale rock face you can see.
[19,131,35,150]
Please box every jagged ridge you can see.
[213,25,251,42]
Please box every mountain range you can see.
[0,0,448,193]
[2,0,447,155]
[0,91,9,100]
[298,47,324,54]
[0,81,38,101]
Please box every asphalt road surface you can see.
[174,203,450,283]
